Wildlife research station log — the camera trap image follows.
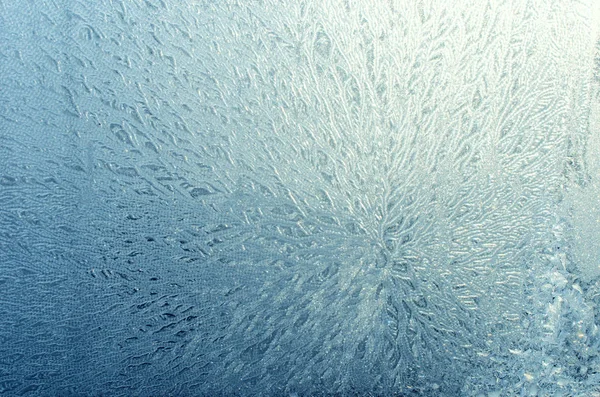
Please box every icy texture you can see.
[1,0,600,395]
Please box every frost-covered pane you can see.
[1,0,600,395]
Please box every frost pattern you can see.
[0,0,599,395]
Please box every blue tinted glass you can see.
[1,1,600,395]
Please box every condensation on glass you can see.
[1,0,600,395]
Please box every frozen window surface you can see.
[1,0,600,395]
